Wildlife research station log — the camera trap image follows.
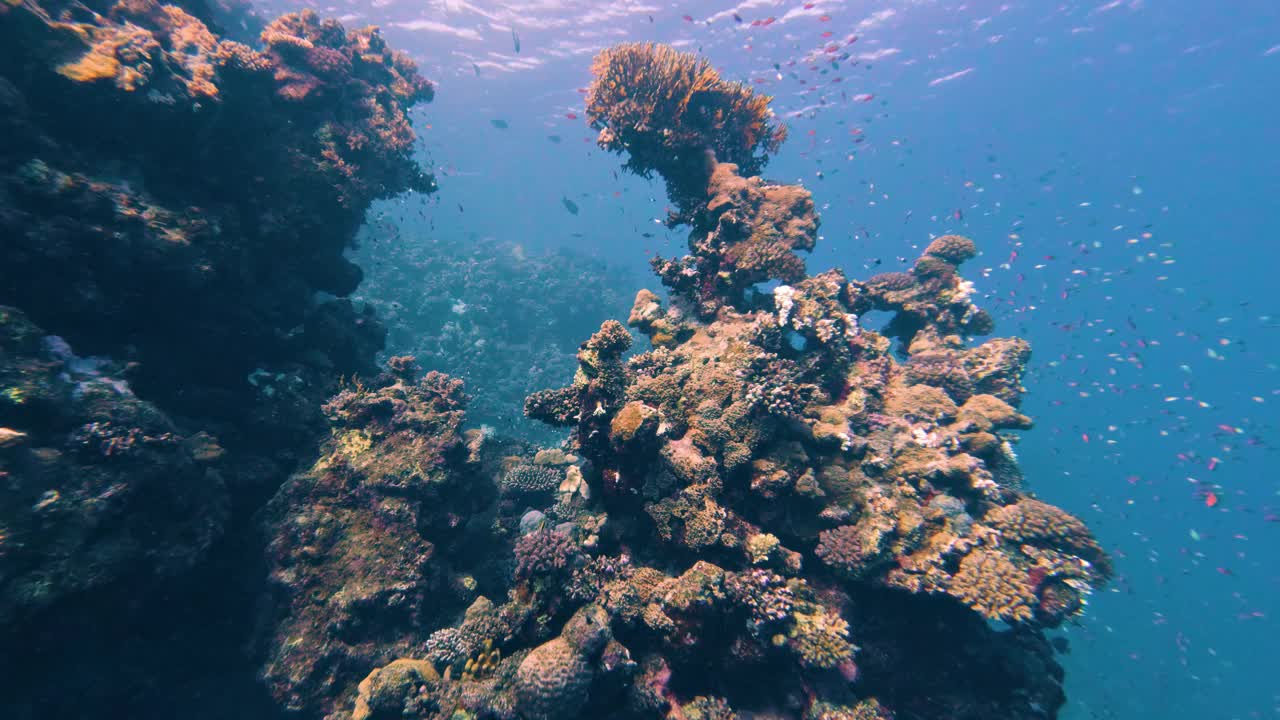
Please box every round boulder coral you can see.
[514,605,610,720]
[924,234,978,264]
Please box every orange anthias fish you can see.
[1205,491,1219,508]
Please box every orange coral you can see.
[587,43,785,214]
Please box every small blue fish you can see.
[512,28,521,53]
[491,119,509,129]
[561,197,579,215]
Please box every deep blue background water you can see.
[263,0,1279,716]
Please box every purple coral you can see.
[729,569,795,635]
[815,526,864,575]
[515,528,578,579]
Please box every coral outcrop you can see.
[259,359,502,718]
[0,306,227,623]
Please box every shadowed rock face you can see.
[0,0,435,715]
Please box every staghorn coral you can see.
[587,42,786,218]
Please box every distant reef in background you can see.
[352,232,639,445]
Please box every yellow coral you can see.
[745,533,780,565]
[787,608,854,669]
[335,429,372,457]
[947,548,1035,623]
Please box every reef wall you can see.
[0,0,434,715]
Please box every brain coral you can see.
[514,605,610,719]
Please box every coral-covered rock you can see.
[351,658,440,720]
[500,41,1111,720]
[650,160,820,320]
[514,605,611,720]
[259,365,497,718]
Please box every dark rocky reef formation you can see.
[0,306,227,624]
[338,44,1110,720]
[0,0,434,715]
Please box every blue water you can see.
[270,0,1278,717]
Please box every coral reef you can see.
[349,42,1108,720]
[0,27,1110,720]
[494,42,1106,720]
